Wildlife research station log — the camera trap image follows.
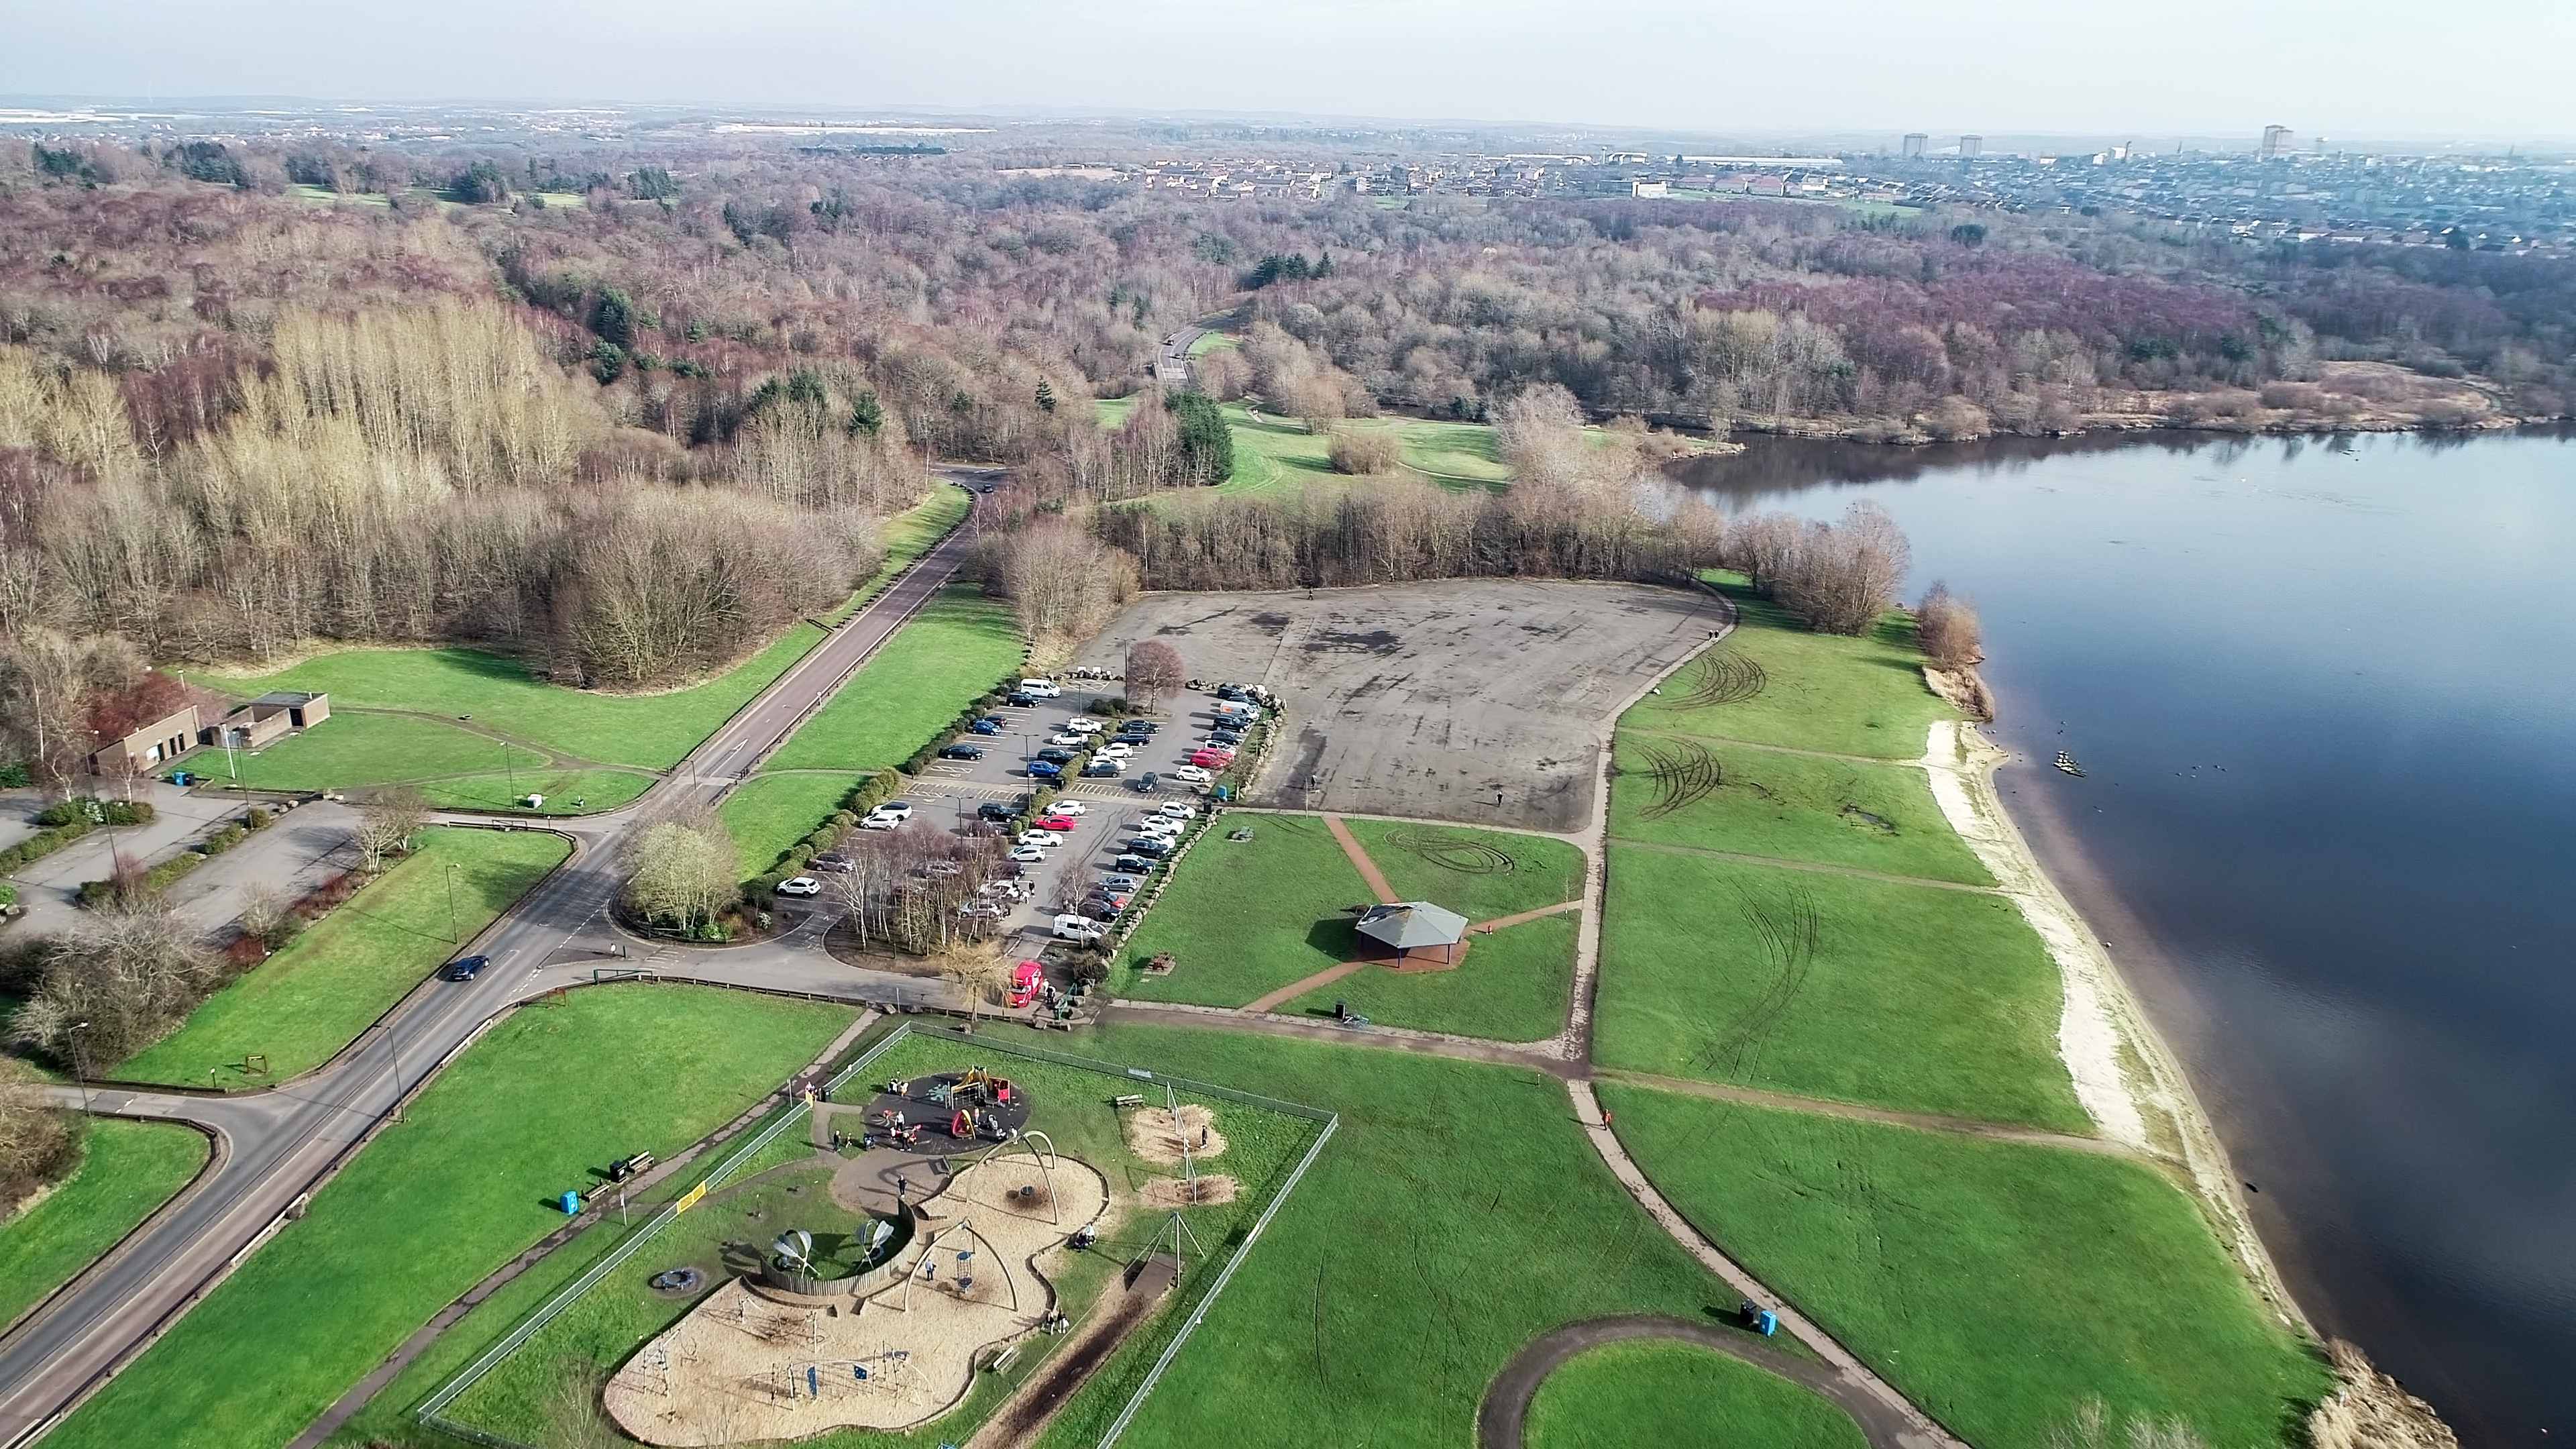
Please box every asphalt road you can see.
[0,480,992,1448]
[1153,325,1208,387]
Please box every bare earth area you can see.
[1075,580,1725,830]
[603,1158,1110,1445]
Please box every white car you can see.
[1009,845,1047,863]
[1049,731,1089,747]
[1017,830,1063,848]
[1169,765,1214,783]
[858,814,896,830]
[1158,802,1199,820]
[1062,716,1103,735]
[1053,914,1107,943]
[774,876,823,897]
[1019,679,1063,698]
[1135,818,1183,841]
[1097,741,1134,759]
[1048,800,1089,816]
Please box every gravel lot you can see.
[1073,580,1724,831]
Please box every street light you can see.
[444,862,462,946]
[68,1021,91,1112]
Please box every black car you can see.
[1036,747,1075,764]
[1216,684,1249,702]
[1082,763,1123,779]
[1006,692,1039,707]
[440,954,490,982]
[1113,853,1160,874]
[978,801,1018,822]
[1208,730,1244,746]
[1124,837,1172,857]
[1122,719,1159,734]
[937,743,985,760]
[1077,898,1120,922]
[977,482,996,494]
[1112,731,1152,747]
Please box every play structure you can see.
[600,1079,1110,1446]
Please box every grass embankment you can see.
[417,768,655,815]
[434,1032,1320,1448]
[1093,396,1511,494]
[1524,1340,1868,1449]
[0,1120,208,1330]
[760,586,1022,775]
[50,986,857,1449]
[830,484,971,621]
[1597,577,2082,1128]
[1598,1085,2330,1449]
[1595,848,2082,1130]
[717,771,869,877]
[114,828,571,1087]
[1119,814,1582,1039]
[202,622,824,771]
[1071,1024,1753,1448]
[1607,732,1993,886]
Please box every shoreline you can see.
[1916,720,2312,1335]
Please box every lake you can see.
[1674,427,2576,1446]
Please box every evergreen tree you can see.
[1035,380,1057,414]
[1167,391,1234,486]
[847,390,885,436]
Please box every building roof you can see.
[1354,901,1470,951]
[250,690,325,707]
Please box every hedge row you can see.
[75,808,272,909]
[743,773,910,902]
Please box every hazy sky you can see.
[6,0,2572,143]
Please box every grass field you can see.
[210,714,549,794]
[761,587,1021,775]
[1216,406,1513,495]
[1121,814,1586,1037]
[1595,847,2083,1130]
[417,767,657,815]
[115,828,571,1087]
[1599,1085,2329,1449]
[831,485,971,621]
[0,1120,208,1331]
[437,1031,1321,1448]
[717,770,867,877]
[200,623,826,771]
[1523,1340,1868,1449]
[1075,1024,1759,1449]
[50,986,857,1449]
[1607,733,1994,886]
[1639,586,1957,761]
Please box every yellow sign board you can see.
[674,1179,709,1214]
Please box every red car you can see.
[1188,749,1234,769]
[1036,814,1078,831]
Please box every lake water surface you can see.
[1674,428,2576,1446]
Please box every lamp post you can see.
[444,862,462,945]
[68,1021,91,1112]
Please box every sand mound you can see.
[1123,1105,1224,1165]
[1138,1175,1238,1208]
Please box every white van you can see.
[1020,678,1062,698]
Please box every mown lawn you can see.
[115,828,570,1087]
[418,767,656,815]
[1281,910,1577,1042]
[761,587,1022,774]
[0,1120,208,1331]
[437,1032,1319,1448]
[1638,586,1956,761]
[50,986,857,1449]
[210,713,548,794]
[1598,1085,2330,1449]
[1338,817,1587,920]
[199,623,826,771]
[1525,1340,1867,1449]
[1607,733,1993,886]
[716,770,866,877]
[1117,814,1371,1007]
[1069,1024,1752,1449]
[1217,407,1513,496]
[1595,847,2084,1131]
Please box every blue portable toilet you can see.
[1756,1309,1778,1336]
[558,1190,582,1215]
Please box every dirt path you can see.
[1475,1313,1921,1449]
[1320,813,1399,904]
[1474,899,1586,930]
[1240,961,1366,1014]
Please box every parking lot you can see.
[834,683,1242,953]
[1070,580,1725,831]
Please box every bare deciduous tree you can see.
[1123,640,1185,713]
[1326,426,1402,476]
[623,813,737,938]
[1915,581,1984,672]
[0,1057,78,1206]
[352,786,429,873]
[7,900,219,1068]
[933,938,1012,1026]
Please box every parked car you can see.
[1169,765,1214,784]
[1036,814,1078,832]
[1020,678,1063,698]
[872,802,914,824]
[971,717,1004,735]
[1121,720,1159,734]
[1097,741,1134,758]
[1157,802,1200,821]
[1077,898,1120,922]
[1027,760,1063,780]
[1188,749,1233,769]
[1062,716,1102,735]
[1124,837,1172,858]
[1053,914,1106,943]
[775,877,823,897]
[1216,684,1249,702]
[937,743,986,760]
[1091,886,1134,910]
[1113,854,1161,875]
[1135,822,1182,843]
[1099,873,1144,892]
[1010,845,1048,863]
[978,801,1018,822]
[1049,731,1089,747]
[857,814,897,830]
[1112,732,1153,748]
[441,954,490,982]
[1005,692,1039,707]
[810,852,853,873]
[1048,800,1088,816]
[1017,830,1063,848]
[1036,747,1075,763]
[1081,763,1124,778]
